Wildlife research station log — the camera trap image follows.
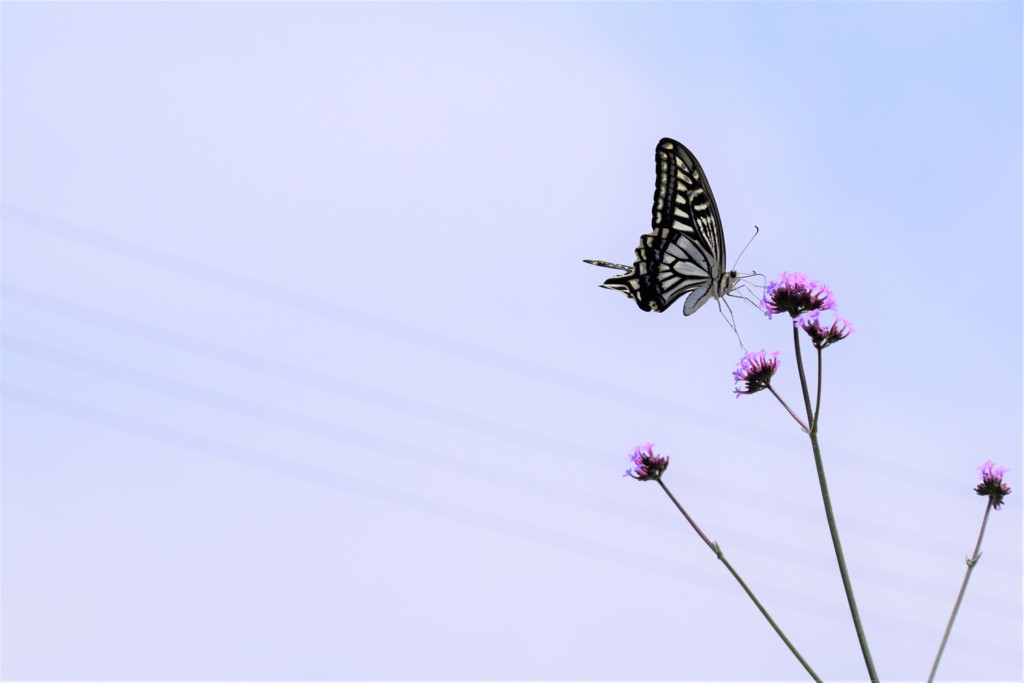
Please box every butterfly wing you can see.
[651,138,726,272]
[582,259,631,272]
[593,138,729,314]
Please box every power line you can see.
[0,204,970,496]
[6,381,1010,646]
[4,328,1005,603]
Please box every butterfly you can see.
[585,138,739,316]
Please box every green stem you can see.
[926,500,994,682]
[812,347,823,432]
[768,385,809,432]
[791,325,815,425]
[794,321,877,680]
[808,431,878,681]
[656,479,823,682]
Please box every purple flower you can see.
[761,272,836,319]
[975,460,1012,510]
[624,442,669,481]
[795,310,854,349]
[733,350,779,396]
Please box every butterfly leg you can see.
[733,284,763,311]
[718,296,747,352]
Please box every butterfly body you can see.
[587,138,738,316]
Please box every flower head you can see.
[624,442,669,481]
[795,310,855,349]
[761,272,836,319]
[733,350,779,396]
[975,460,1012,510]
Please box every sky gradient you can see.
[2,2,1022,681]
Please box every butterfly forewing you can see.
[652,138,726,269]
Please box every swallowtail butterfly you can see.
[585,138,739,316]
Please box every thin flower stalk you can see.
[652,472,822,682]
[812,348,823,433]
[927,462,1012,681]
[759,273,876,681]
[791,325,815,426]
[926,501,993,682]
[807,427,877,682]
[796,320,878,683]
[767,385,809,432]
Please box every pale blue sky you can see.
[2,2,1021,681]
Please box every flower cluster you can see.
[733,350,779,396]
[624,442,669,481]
[975,461,1012,510]
[762,272,836,319]
[795,310,854,349]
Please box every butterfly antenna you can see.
[731,225,760,271]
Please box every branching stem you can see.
[793,327,878,682]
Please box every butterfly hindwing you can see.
[682,280,715,316]
[581,258,630,272]
[639,230,714,279]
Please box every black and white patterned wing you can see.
[587,139,730,314]
[650,138,726,272]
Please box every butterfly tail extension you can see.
[583,259,631,271]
